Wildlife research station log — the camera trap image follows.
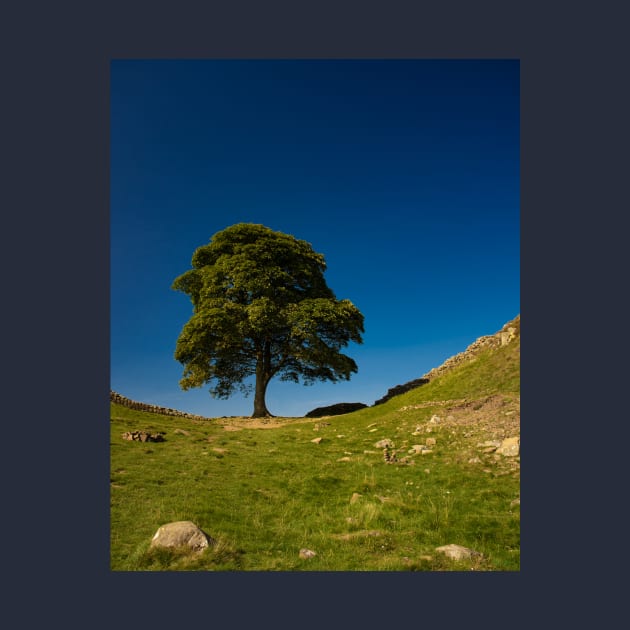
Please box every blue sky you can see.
[110,59,519,418]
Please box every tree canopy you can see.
[172,223,365,417]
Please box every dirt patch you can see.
[219,416,315,431]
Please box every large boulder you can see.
[435,544,482,561]
[150,521,214,552]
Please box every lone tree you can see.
[172,223,365,417]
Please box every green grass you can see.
[111,331,519,571]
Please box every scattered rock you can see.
[337,457,351,462]
[313,421,331,431]
[350,492,363,504]
[429,415,441,424]
[375,439,394,449]
[426,437,437,446]
[335,530,382,541]
[435,544,482,561]
[510,498,521,507]
[299,548,317,559]
[311,437,323,444]
[478,440,501,449]
[496,436,520,456]
[121,431,165,443]
[150,521,214,552]
[174,428,191,436]
[468,457,482,464]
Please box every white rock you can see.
[496,436,520,456]
[435,544,482,561]
[150,521,213,552]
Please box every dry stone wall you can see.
[372,315,520,406]
[110,390,211,421]
[305,402,368,418]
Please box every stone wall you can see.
[373,378,430,406]
[421,315,520,383]
[110,390,211,421]
[305,402,368,418]
[372,315,520,406]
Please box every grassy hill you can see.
[110,316,520,571]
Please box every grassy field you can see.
[110,333,520,571]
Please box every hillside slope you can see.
[374,315,520,405]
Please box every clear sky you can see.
[110,59,520,418]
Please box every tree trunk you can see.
[252,343,273,418]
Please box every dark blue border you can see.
[5,0,615,625]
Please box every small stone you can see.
[429,415,440,423]
[350,492,362,504]
[426,437,437,446]
[299,548,317,559]
[336,530,382,540]
[375,439,394,449]
[337,457,351,462]
[311,437,323,444]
